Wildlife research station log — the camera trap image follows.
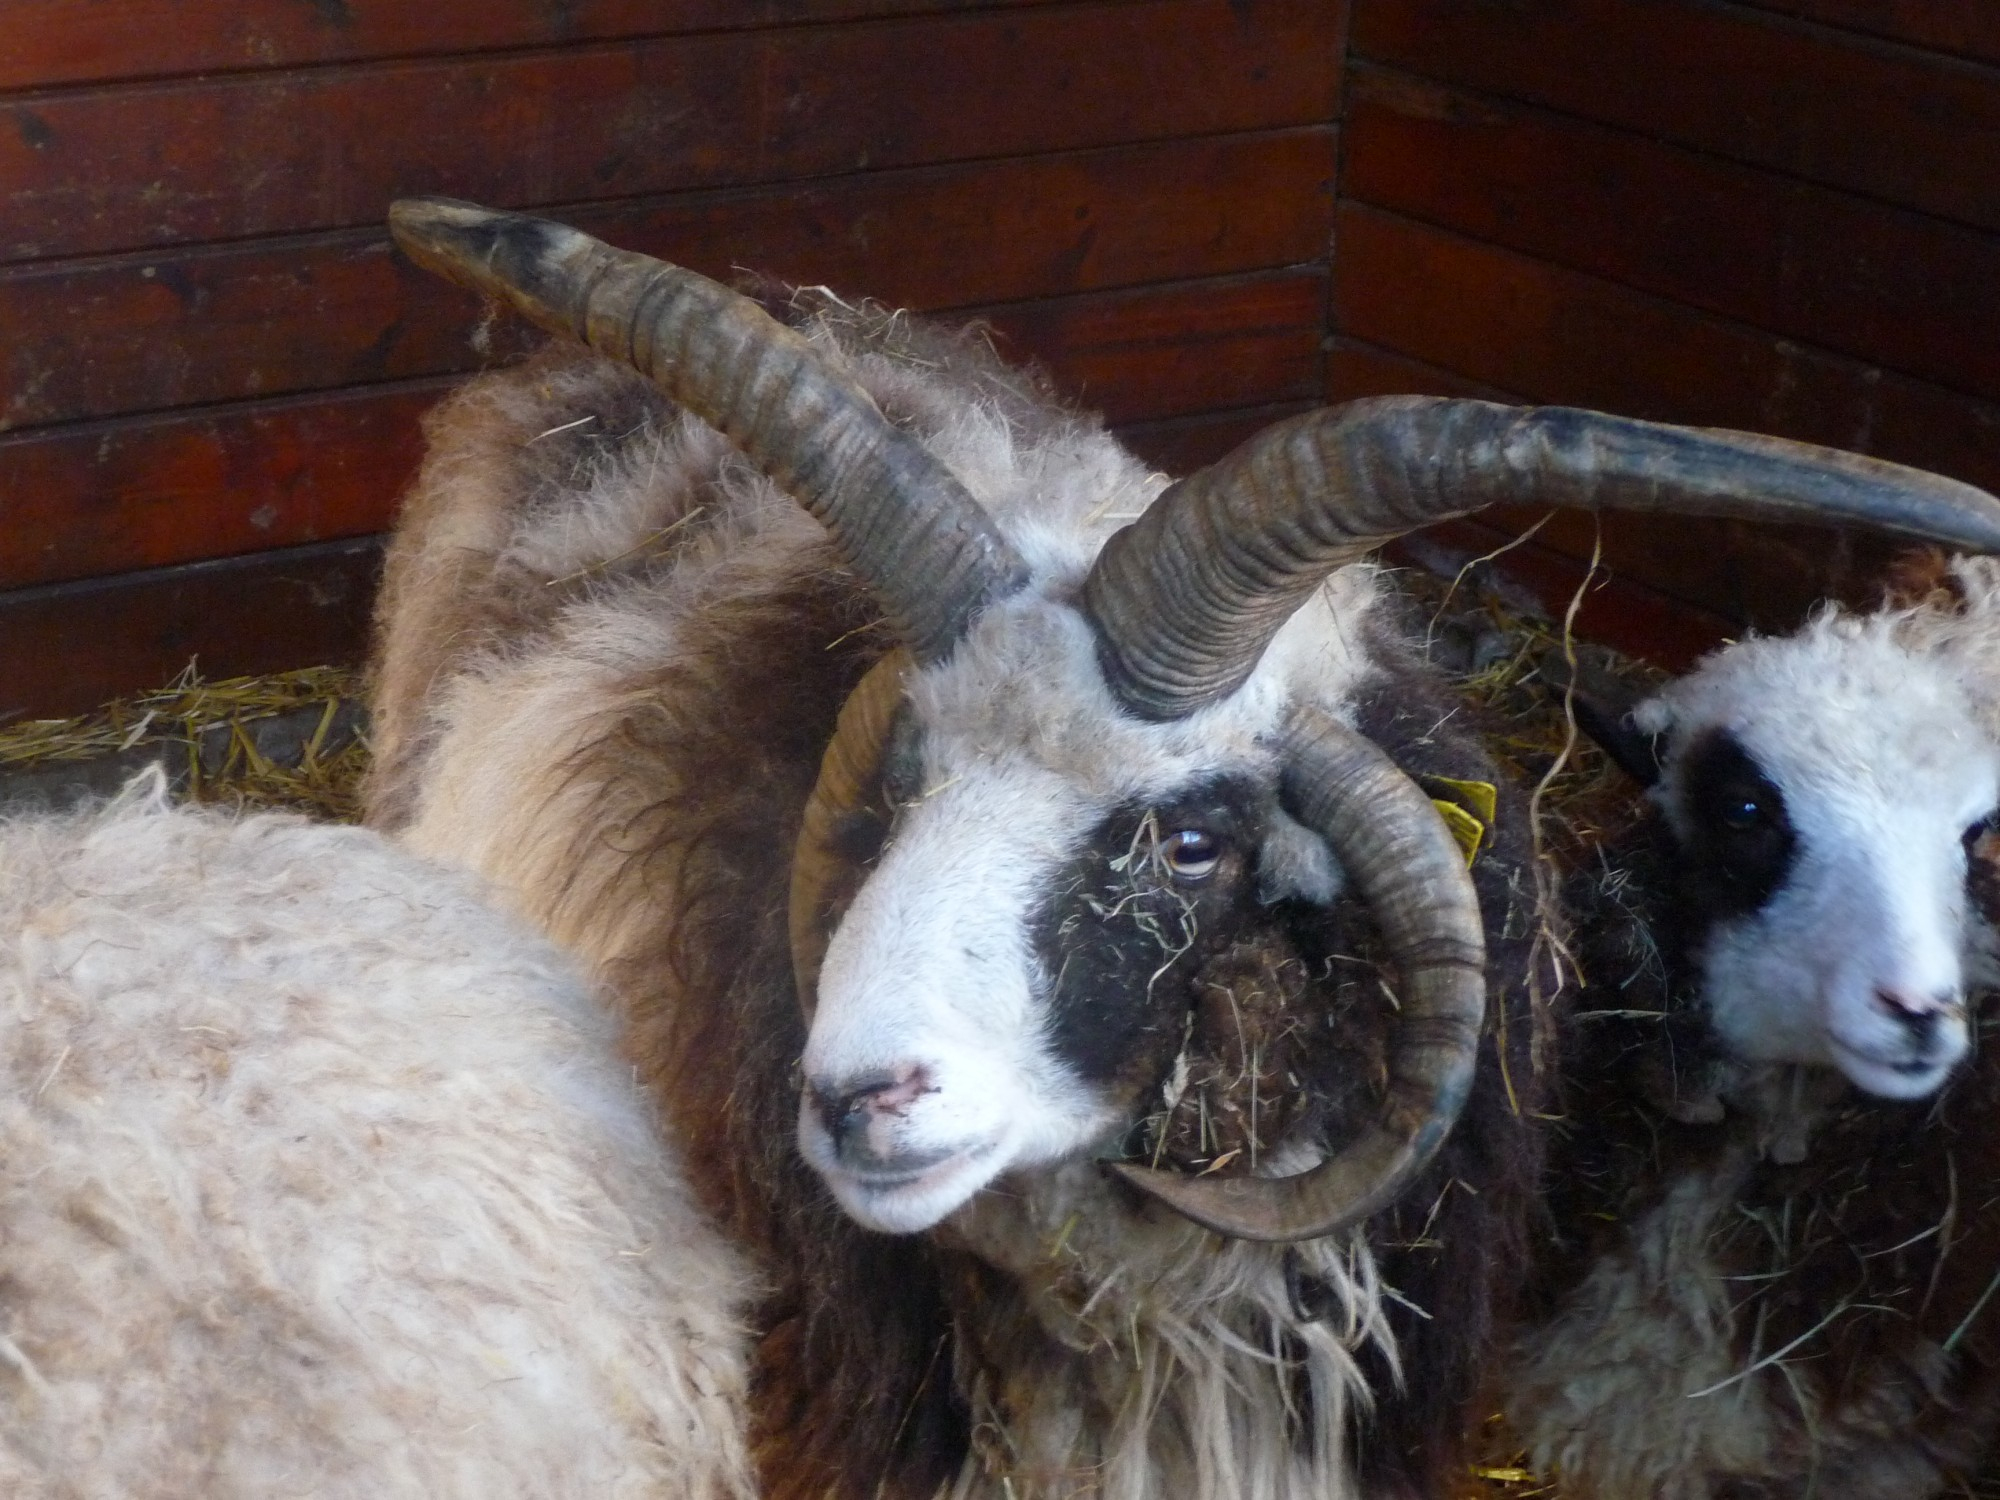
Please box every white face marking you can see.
[1699,763,1985,1097]
[799,759,1120,1233]
[794,588,1360,1234]
[1642,625,2000,1099]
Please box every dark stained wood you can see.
[0,405,1344,722]
[0,538,384,721]
[0,406,1344,728]
[1326,336,1764,622]
[1349,0,2000,233]
[0,382,445,592]
[1327,220,1953,633]
[1325,335,1517,405]
[1116,400,1319,472]
[0,271,1326,590]
[0,128,1337,433]
[1431,491,1903,634]
[1734,0,2000,65]
[0,400,1342,721]
[1330,203,2000,495]
[0,0,1337,263]
[981,270,1326,426]
[0,0,1351,708]
[0,0,1069,91]
[1343,65,2000,403]
[1331,342,1755,665]
[1392,517,1738,672]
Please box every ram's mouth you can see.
[802,1129,1007,1234]
[1826,1032,1963,1100]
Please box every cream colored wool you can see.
[0,779,752,1499]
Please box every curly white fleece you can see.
[0,782,751,1499]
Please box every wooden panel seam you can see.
[1730,0,2000,68]
[1327,207,1974,627]
[0,268,1331,588]
[0,396,1335,717]
[0,0,1341,264]
[0,537,385,721]
[0,0,1113,94]
[1340,62,2000,408]
[1347,0,2000,236]
[1330,200,2000,490]
[0,127,1339,432]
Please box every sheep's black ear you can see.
[1572,694,1664,788]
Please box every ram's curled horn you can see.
[791,651,911,1020]
[387,197,1028,663]
[1106,707,1486,1242]
[1083,398,2000,720]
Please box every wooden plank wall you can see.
[0,0,1344,715]
[10,0,2000,711]
[1335,0,2000,668]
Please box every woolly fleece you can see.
[0,783,751,1499]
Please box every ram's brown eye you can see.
[1163,828,1220,880]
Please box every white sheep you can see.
[1508,554,2000,1498]
[365,197,2000,1500]
[0,777,751,1499]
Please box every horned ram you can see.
[1509,552,2000,1498]
[362,197,2000,1500]
[0,780,751,1499]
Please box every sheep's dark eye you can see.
[1719,796,1765,830]
[1162,828,1221,880]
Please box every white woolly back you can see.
[0,786,751,1499]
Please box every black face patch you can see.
[1966,815,2000,927]
[1572,692,1664,788]
[1673,729,1799,921]
[1032,778,1278,1094]
[824,707,925,869]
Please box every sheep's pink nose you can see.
[1872,987,1961,1039]
[808,1066,934,1167]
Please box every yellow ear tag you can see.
[1428,797,1488,866]
[1420,776,1498,866]
[1429,775,1498,827]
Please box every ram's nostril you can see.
[809,1067,933,1154]
[1872,987,1960,1040]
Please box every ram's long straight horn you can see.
[1084,398,2000,720]
[387,197,1028,664]
[1107,708,1486,1241]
